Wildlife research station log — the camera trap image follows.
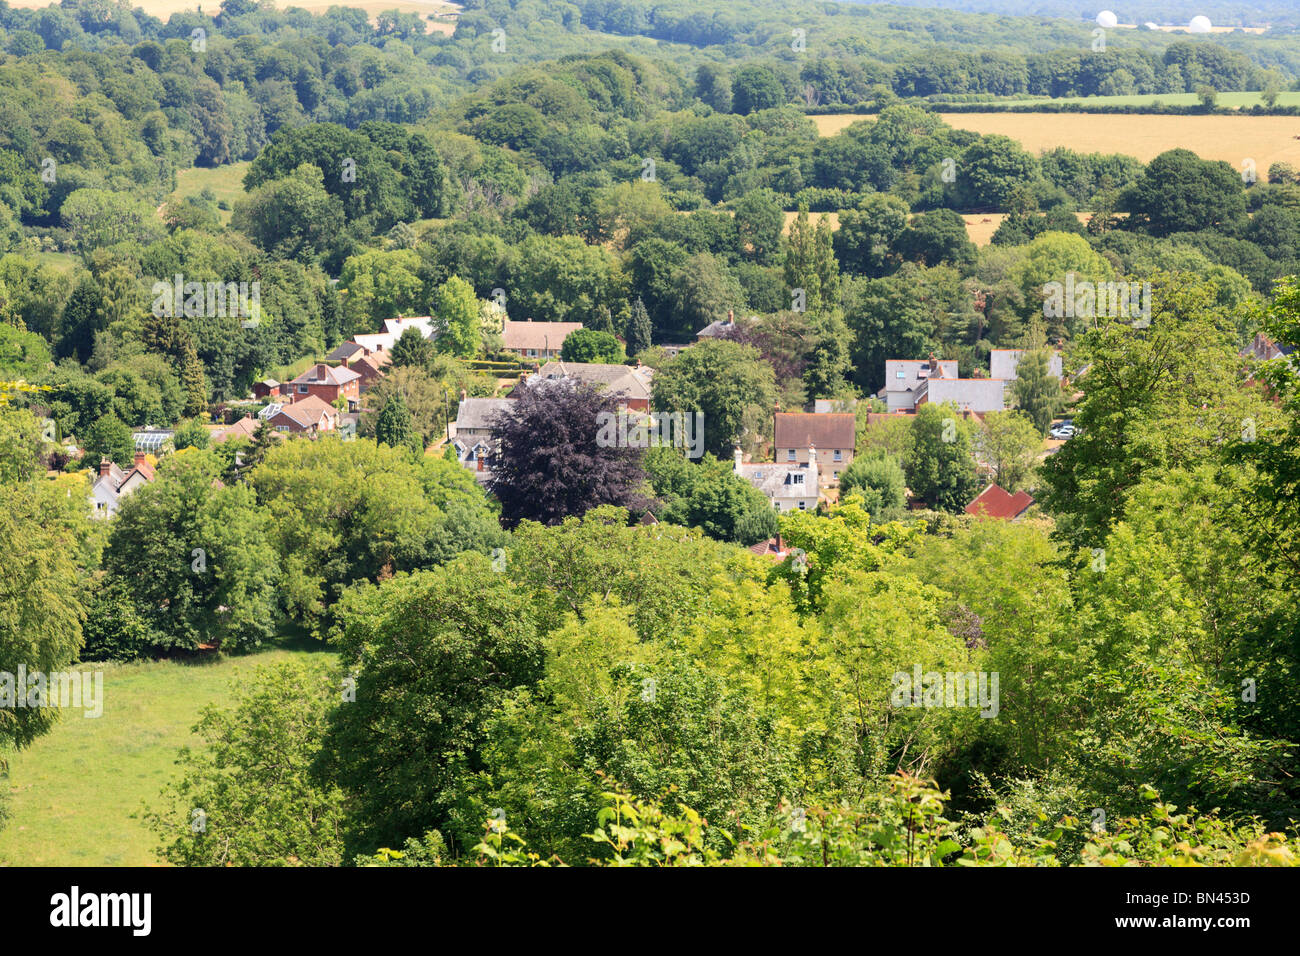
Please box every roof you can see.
[325,342,365,362]
[382,316,435,338]
[501,320,584,352]
[272,395,338,428]
[209,417,261,443]
[132,429,172,453]
[455,398,515,432]
[774,412,855,450]
[920,377,1006,412]
[965,483,1034,520]
[697,316,738,339]
[989,349,1064,381]
[736,461,818,500]
[257,378,280,387]
[884,359,959,395]
[290,364,361,387]
[258,402,284,420]
[748,536,789,559]
[530,361,653,401]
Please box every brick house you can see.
[287,363,361,409]
[267,395,340,436]
[773,412,856,485]
[501,319,584,361]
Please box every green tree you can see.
[375,391,416,452]
[560,328,626,364]
[626,297,653,356]
[433,276,481,358]
[1009,349,1063,435]
[84,413,134,467]
[905,402,981,512]
[652,339,776,459]
[975,410,1041,491]
[390,325,435,370]
[838,452,907,521]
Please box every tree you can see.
[895,209,976,269]
[784,206,839,315]
[84,413,134,467]
[651,339,776,459]
[433,276,481,358]
[231,164,345,262]
[645,448,778,545]
[1121,149,1247,238]
[626,297,653,356]
[0,481,92,749]
[172,418,210,451]
[733,188,784,264]
[375,391,417,453]
[319,555,546,855]
[146,661,346,866]
[1039,273,1273,551]
[975,410,1041,491]
[731,65,786,114]
[905,402,981,512]
[489,380,647,527]
[560,328,626,364]
[1010,350,1064,435]
[104,451,279,652]
[838,453,907,521]
[834,193,909,278]
[390,326,434,370]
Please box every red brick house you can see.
[965,483,1034,520]
[267,395,340,436]
[287,363,361,408]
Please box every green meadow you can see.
[0,642,336,867]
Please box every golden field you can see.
[813,112,1300,172]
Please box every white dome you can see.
[1144,22,1159,30]
[1189,15,1213,33]
[1096,10,1118,29]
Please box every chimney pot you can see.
[99,458,112,478]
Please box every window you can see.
[787,448,796,461]
[834,449,842,461]
[833,471,839,479]
[791,473,804,485]
[896,370,906,379]
[298,384,308,394]
[798,500,807,510]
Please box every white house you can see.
[734,447,820,512]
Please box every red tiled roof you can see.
[965,483,1034,520]
[773,412,855,450]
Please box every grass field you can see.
[813,112,1300,173]
[170,161,250,226]
[0,642,336,867]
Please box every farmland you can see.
[813,112,1300,172]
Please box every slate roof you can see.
[530,361,653,402]
[455,398,515,432]
[736,462,818,499]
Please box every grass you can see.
[169,161,250,226]
[0,640,337,867]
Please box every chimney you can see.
[775,532,783,553]
[134,451,146,468]
[99,458,112,478]
[460,389,467,402]
[317,363,328,380]
[929,352,938,373]
[727,309,734,326]
[808,444,817,466]
[733,447,743,473]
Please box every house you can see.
[989,349,1064,382]
[697,310,739,340]
[806,398,857,414]
[88,453,155,519]
[325,341,367,364]
[529,361,654,411]
[346,316,436,357]
[266,395,340,436]
[208,417,262,444]
[350,352,390,393]
[918,377,1005,413]
[965,483,1034,520]
[452,397,515,478]
[748,533,792,560]
[1241,331,1294,363]
[773,412,855,485]
[734,447,820,513]
[287,363,361,409]
[501,319,583,361]
[881,358,960,412]
[253,379,284,399]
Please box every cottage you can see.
[773,412,855,485]
[452,397,515,478]
[88,453,155,519]
[529,361,654,411]
[501,319,583,361]
[253,379,284,399]
[734,447,820,513]
[267,395,340,436]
